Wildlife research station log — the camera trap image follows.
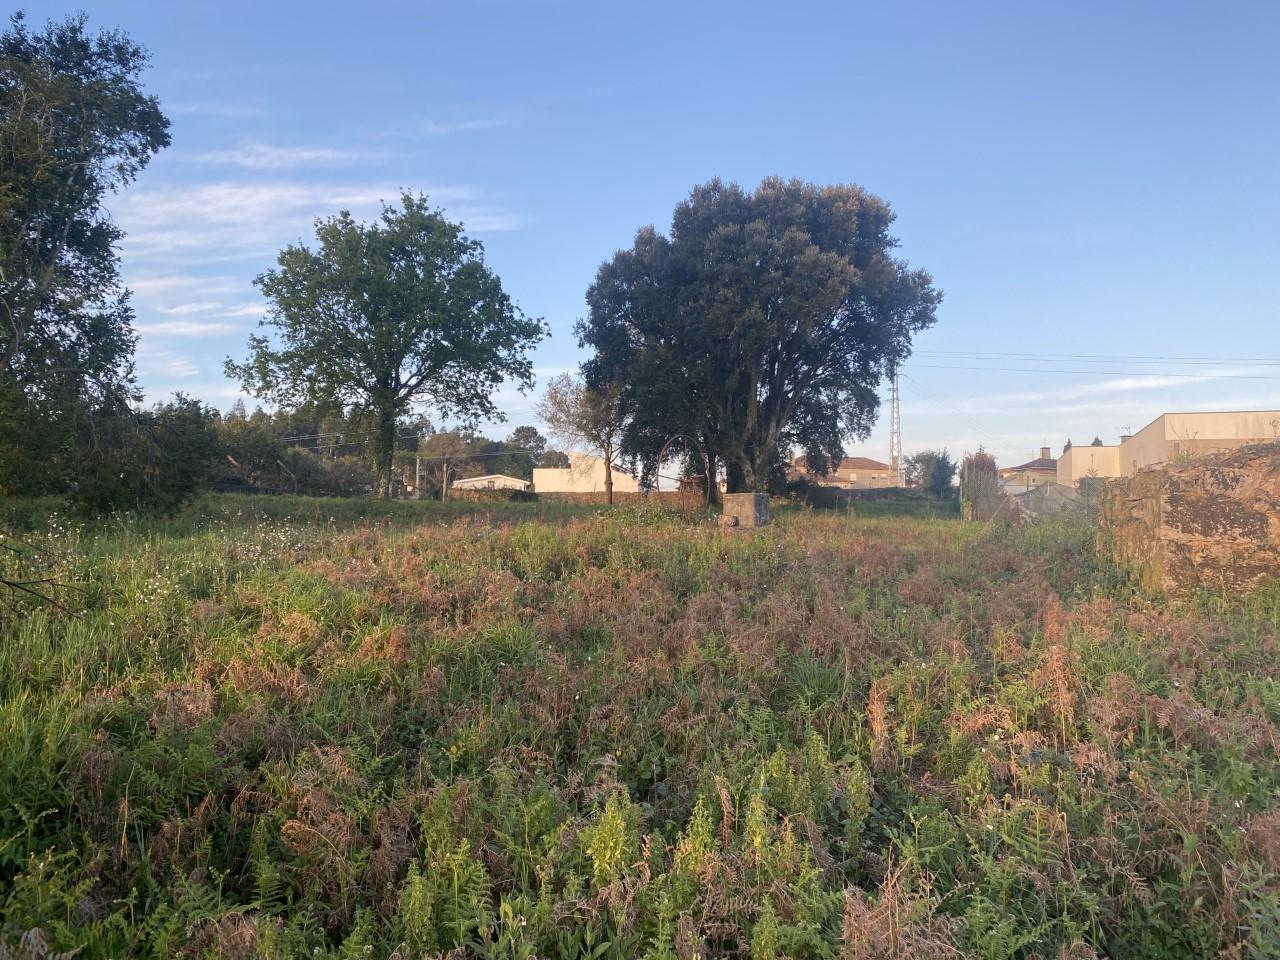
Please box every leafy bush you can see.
[68,394,219,514]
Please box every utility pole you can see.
[889,366,903,488]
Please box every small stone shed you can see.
[1101,443,1280,594]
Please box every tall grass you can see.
[1,496,1278,958]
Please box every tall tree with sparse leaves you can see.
[580,177,940,494]
[227,193,547,499]
[536,372,628,504]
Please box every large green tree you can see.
[580,177,940,493]
[227,193,547,499]
[905,447,957,499]
[0,11,169,492]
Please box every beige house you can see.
[789,454,893,489]
[1057,410,1280,485]
[998,447,1058,490]
[532,453,640,494]
[451,474,531,492]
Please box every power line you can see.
[277,430,350,443]
[282,432,423,448]
[283,436,546,458]
[412,448,543,462]
[277,429,427,444]
[907,363,1280,381]
[915,349,1280,365]
[899,372,1003,452]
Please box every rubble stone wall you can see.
[1101,443,1280,594]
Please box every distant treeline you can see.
[212,403,565,500]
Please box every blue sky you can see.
[28,0,1280,466]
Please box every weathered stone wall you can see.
[441,488,537,503]
[1009,481,1093,523]
[1101,443,1280,594]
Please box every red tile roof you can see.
[1000,457,1057,474]
[792,455,890,477]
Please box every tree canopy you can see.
[905,448,957,499]
[0,11,169,494]
[505,425,547,470]
[579,177,940,493]
[227,192,547,499]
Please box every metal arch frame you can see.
[655,433,713,508]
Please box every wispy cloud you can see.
[118,173,522,405]
[1073,373,1231,396]
[161,356,198,378]
[149,300,265,322]
[166,101,269,119]
[222,303,267,318]
[136,345,200,379]
[156,301,224,316]
[116,180,521,267]
[142,380,251,407]
[135,319,239,337]
[183,141,388,169]
[904,368,1259,417]
[128,275,240,298]
[125,275,255,340]
[420,116,510,136]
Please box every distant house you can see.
[998,447,1057,490]
[789,454,893,489]
[451,474,530,492]
[1057,410,1280,485]
[531,453,640,494]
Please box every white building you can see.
[450,474,531,492]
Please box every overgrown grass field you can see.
[2,496,1279,958]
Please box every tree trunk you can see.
[373,406,397,500]
[604,456,614,506]
[726,457,754,494]
[705,449,722,507]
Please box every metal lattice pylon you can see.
[889,367,903,487]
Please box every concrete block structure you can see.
[532,452,640,495]
[1057,443,1121,486]
[722,492,771,527]
[1058,410,1280,486]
